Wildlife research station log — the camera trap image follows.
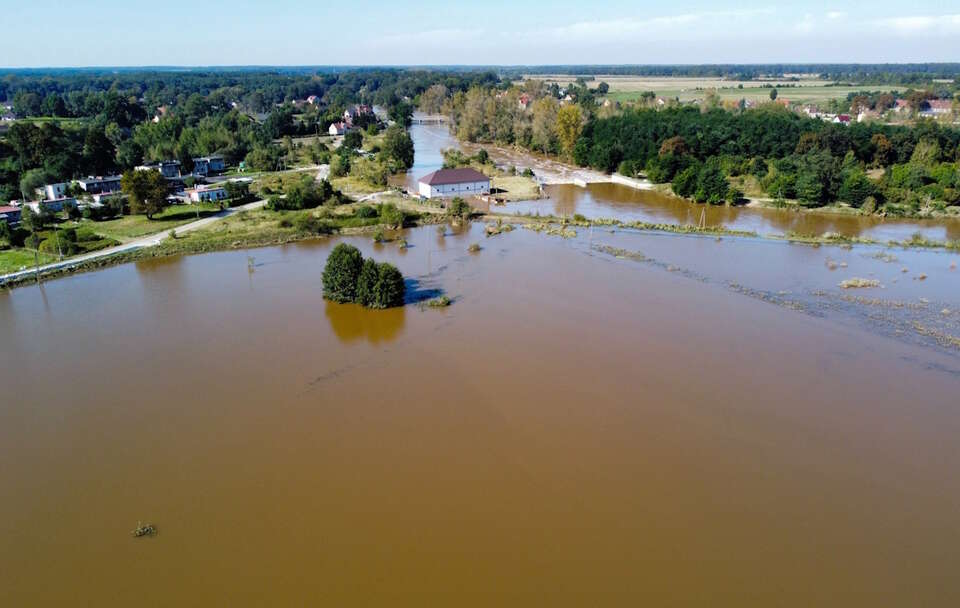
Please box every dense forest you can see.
[0,69,498,202]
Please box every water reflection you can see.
[324,300,406,344]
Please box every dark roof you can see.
[419,168,489,186]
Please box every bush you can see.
[448,197,472,219]
[377,203,405,228]
[354,205,378,218]
[293,214,333,234]
[322,243,364,303]
[330,154,351,177]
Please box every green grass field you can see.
[525,75,904,106]
[88,203,223,241]
[0,249,55,274]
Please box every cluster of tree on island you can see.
[322,243,405,309]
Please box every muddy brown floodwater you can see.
[2,220,960,606]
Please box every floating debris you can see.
[468,243,481,253]
[132,521,156,538]
[839,278,881,289]
[915,274,927,281]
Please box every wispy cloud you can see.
[826,11,847,20]
[538,8,776,42]
[873,14,960,34]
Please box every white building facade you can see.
[418,168,491,199]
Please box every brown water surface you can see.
[2,223,960,605]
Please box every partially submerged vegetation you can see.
[322,243,405,309]
[839,277,882,289]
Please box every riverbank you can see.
[462,138,960,223]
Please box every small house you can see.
[185,185,228,203]
[192,155,226,177]
[329,121,349,136]
[77,175,123,194]
[37,183,68,201]
[418,168,490,199]
[0,205,22,225]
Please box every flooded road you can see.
[2,222,960,605]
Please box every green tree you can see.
[382,125,415,170]
[19,168,52,200]
[555,104,584,159]
[322,243,364,303]
[121,169,169,219]
[839,170,875,207]
[370,262,405,309]
[342,129,363,150]
[356,258,379,307]
[769,88,778,101]
[330,153,350,177]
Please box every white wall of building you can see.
[418,180,490,199]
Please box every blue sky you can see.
[4,0,959,67]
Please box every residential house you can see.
[418,168,490,199]
[26,198,77,214]
[833,114,852,124]
[185,185,228,203]
[518,93,531,110]
[77,175,123,194]
[151,105,169,123]
[306,95,320,105]
[894,99,910,113]
[0,205,22,226]
[329,121,349,136]
[137,160,182,179]
[921,99,953,117]
[37,183,68,201]
[192,155,226,177]
[343,104,373,126]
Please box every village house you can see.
[185,185,228,203]
[921,99,953,117]
[36,183,68,201]
[25,198,77,214]
[192,155,226,177]
[306,95,320,105]
[77,175,123,194]
[329,121,349,136]
[518,93,531,110]
[137,160,182,179]
[0,205,22,225]
[343,104,373,126]
[418,168,490,199]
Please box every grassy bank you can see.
[91,203,224,242]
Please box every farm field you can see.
[523,75,905,105]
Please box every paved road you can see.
[0,199,267,285]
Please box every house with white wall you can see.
[418,168,490,199]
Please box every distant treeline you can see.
[0,69,499,115]
[499,64,960,84]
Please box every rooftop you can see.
[419,168,489,186]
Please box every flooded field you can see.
[400,119,960,244]
[501,182,960,243]
[2,221,960,605]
